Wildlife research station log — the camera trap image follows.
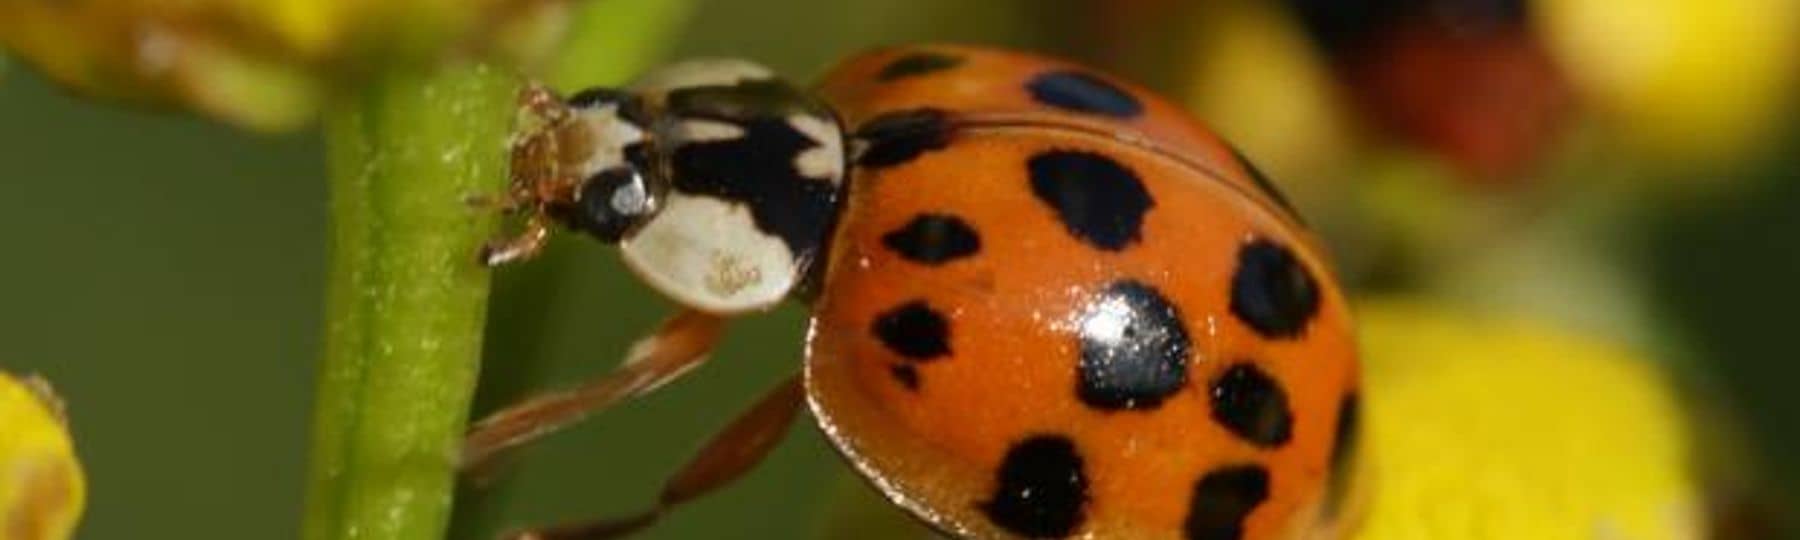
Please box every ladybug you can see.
[469,45,1361,540]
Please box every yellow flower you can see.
[0,373,84,540]
[1537,0,1799,166]
[0,0,570,131]
[1350,300,1702,540]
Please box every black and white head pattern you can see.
[564,89,651,181]
[615,59,847,313]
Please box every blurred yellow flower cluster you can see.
[1538,0,1800,164]
[0,0,568,131]
[1351,300,1701,540]
[0,373,84,540]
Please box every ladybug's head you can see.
[506,87,664,244]
[508,59,846,314]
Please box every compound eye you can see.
[557,167,659,243]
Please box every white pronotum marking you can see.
[574,103,646,176]
[676,119,748,143]
[788,114,845,183]
[620,194,796,313]
[630,59,776,103]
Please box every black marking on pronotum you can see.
[982,435,1089,538]
[1028,150,1153,251]
[566,87,635,109]
[666,78,824,121]
[871,300,951,360]
[854,108,954,168]
[1321,392,1361,520]
[1209,363,1293,448]
[1185,464,1271,540]
[1228,145,1301,222]
[877,51,965,81]
[882,213,981,265]
[662,78,842,262]
[1228,239,1321,339]
[1075,280,1192,411]
[668,119,838,259]
[1026,70,1144,118]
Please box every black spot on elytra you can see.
[854,108,954,168]
[1321,393,1360,520]
[1209,364,1293,448]
[871,300,951,360]
[889,364,921,391]
[1229,239,1320,339]
[1028,150,1153,251]
[982,435,1088,538]
[1228,146,1301,222]
[1026,70,1143,118]
[664,79,842,262]
[1075,280,1191,410]
[877,52,964,81]
[1186,464,1270,540]
[882,213,981,264]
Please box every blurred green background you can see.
[2,0,1796,538]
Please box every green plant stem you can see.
[302,62,517,540]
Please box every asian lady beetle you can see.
[469,45,1361,540]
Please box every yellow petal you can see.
[0,373,85,540]
[0,0,571,131]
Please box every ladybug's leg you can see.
[478,211,554,267]
[502,375,806,540]
[477,82,577,267]
[462,309,728,469]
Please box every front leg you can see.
[478,211,554,267]
[481,82,581,266]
